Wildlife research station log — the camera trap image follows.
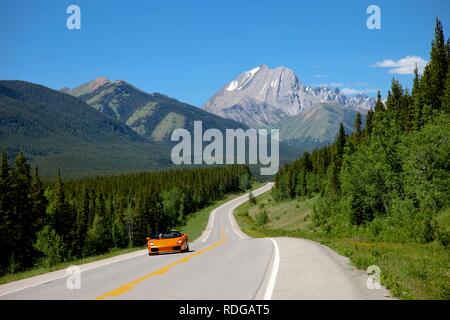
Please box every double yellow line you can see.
[96,230,227,300]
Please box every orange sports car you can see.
[146,230,189,256]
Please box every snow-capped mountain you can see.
[203,64,375,128]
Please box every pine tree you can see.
[386,79,403,111]
[84,193,110,255]
[112,208,127,248]
[421,18,448,110]
[401,88,414,132]
[354,112,362,135]
[412,65,421,99]
[365,109,374,136]
[46,173,75,258]
[443,61,450,112]
[328,160,340,195]
[386,79,405,132]
[335,123,346,164]
[30,167,47,233]
[0,152,12,273]
[10,153,35,269]
[374,91,385,113]
[412,65,425,130]
[131,194,147,246]
[75,189,89,257]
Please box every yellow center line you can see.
[95,229,227,300]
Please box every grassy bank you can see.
[235,192,450,300]
[0,183,263,285]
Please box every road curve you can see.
[0,183,392,300]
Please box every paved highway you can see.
[0,183,391,300]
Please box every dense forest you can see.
[0,161,251,275]
[274,18,450,246]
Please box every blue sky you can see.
[1,0,449,106]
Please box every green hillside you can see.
[278,103,364,149]
[68,79,249,142]
[0,81,170,178]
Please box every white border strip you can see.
[197,208,216,243]
[263,238,280,300]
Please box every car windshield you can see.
[150,231,181,239]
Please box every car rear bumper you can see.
[148,245,183,254]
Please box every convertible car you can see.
[146,230,189,255]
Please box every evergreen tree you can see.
[335,123,346,164]
[132,194,148,246]
[374,91,385,113]
[75,189,89,257]
[412,65,421,99]
[160,187,184,230]
[443,62,450,112]
[401,88,414,132]
[421,18,448,110]
[0,152,12,273]
[10,153,35,269]
[354,112,362,135]
[84,193,110,255]
[365,109,374,136]
[30,167,47,233]
[46,173,76,258]
[386,79,403,112]
[112,208,127,248]
[412,65,425,130]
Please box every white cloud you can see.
[341,87,376,95]
[314,74,328,78]
[371,55,428,75]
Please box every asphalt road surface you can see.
[0,183,392,300]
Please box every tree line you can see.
[0,161,251,275]
[273,18,450,245]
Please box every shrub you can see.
[436,227,450,248]
[239,172,252,191]
[255,209,269,226]
[34,226,65,267]
[249,192,257,205]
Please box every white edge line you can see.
[263,238,280,300]
[228,204,248,240]
[199,208,216,243]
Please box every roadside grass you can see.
[0,182,263,286]
[234,192,450,300]
[240,192,316,231]
[322,238,450,300]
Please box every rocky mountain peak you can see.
[203,65,375,128]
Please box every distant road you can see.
[0,183,391,300]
